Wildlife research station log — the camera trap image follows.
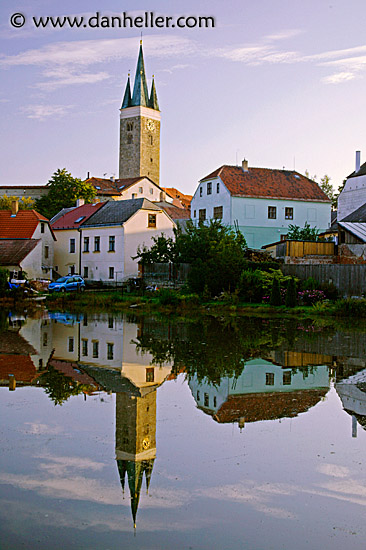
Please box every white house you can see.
[337,151,366,221]
[85,176,173,203]
[52,198,175,282]
[191,160,331,249]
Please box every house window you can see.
[148,214,156,228]
[69,238,76,253]
[213,206,223,219]
[150,188,153,194]
[108,316,114,329]
[69,265,75,275]
[83,314,88,326]
[283,371,292,385]
[92,341,99,358]
[94,236,100,252]
[127,134,133,144]
[217,182,220,193]
[107,343,114,360]
[44,245,49,259]
[207,182,212,195]
[132,193,137,199]
[204,393,209,407]
[83,266,89,279]
[285,207,293,220]
[43,333,48,347]
[41,222,45,234]
[139,187,143,193]
[197,391,200,400]
[194,210,196,217]
[213,396,217,408]
[82,339,88,357]
[68,337,74,353]
[109,267,115,279]
[266,372,275,385]
[146,367,154,382]
[109,236,115,252]
[268,206,277,219]
[199,209,206,222]
[83,237,89,252]
[199,187,203,197]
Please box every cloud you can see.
[21,104,72,120]
[22,422,63,435]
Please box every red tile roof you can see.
[0,210,49,238]
[162,188,192,208]
[213,389,328,424]
[200,165,331,202]
[0,354,39,384]
[159,205,191,221]
[51,202,105,230]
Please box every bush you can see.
[285,278,297,307]
[239,269,264,302]
[298,289,326,306]
[301,277,320,291]
[333,298,366,317]
[319,281,338,301]
[270,277,282,306]
[157,288,180,306]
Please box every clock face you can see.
[142,437,150,450]
[146,119,155,132]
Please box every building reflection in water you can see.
[3,311,366,526]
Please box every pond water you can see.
[1,311,366,550]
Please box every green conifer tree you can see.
[270,277,282,306]
[285,277,297,308]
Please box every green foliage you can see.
[0,268,9,295]
[239,269,265,302]
[301,277,320,291]
[135,220,248,297]
[319,175,334,203]
[270,277,282,306]
[39,366,90,406]
[0,195,35,210]
[242,260,281,272]
[333,298,366,317]
[319,281,338,301]
[35,168,96,220]
[285,278,297,307]
[157,288,180,306]
[287,222,320,241]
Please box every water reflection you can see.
[1,310,366,545]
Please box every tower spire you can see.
[131,43,149,107]
[121,73,131,109]
[149,75,159,111]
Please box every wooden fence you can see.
[282,264,366,296]
[276,240,334,257]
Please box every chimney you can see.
[242,159,249,172]
[356,151,361,172]
[76,198,85,207]
[11,199,19,216]
[87,171,90,179]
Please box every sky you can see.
[1,0,366,195]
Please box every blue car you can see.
[48,275,86,293]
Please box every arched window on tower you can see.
[127,134,133,144]
[127,122,134,132]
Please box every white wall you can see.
[190,176,231,224]
[337,174,366,221]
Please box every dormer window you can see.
[41,222,45,234]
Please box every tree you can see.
[287,222,319,241]
[134,219,248,296]
[319,175,335,204]
[35,169,96,220]
[0,195,35,210]
[285,277,297,307]
[270,277,282,306]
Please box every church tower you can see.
[119,42,160,185]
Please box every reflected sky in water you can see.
[0,311,366,549]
